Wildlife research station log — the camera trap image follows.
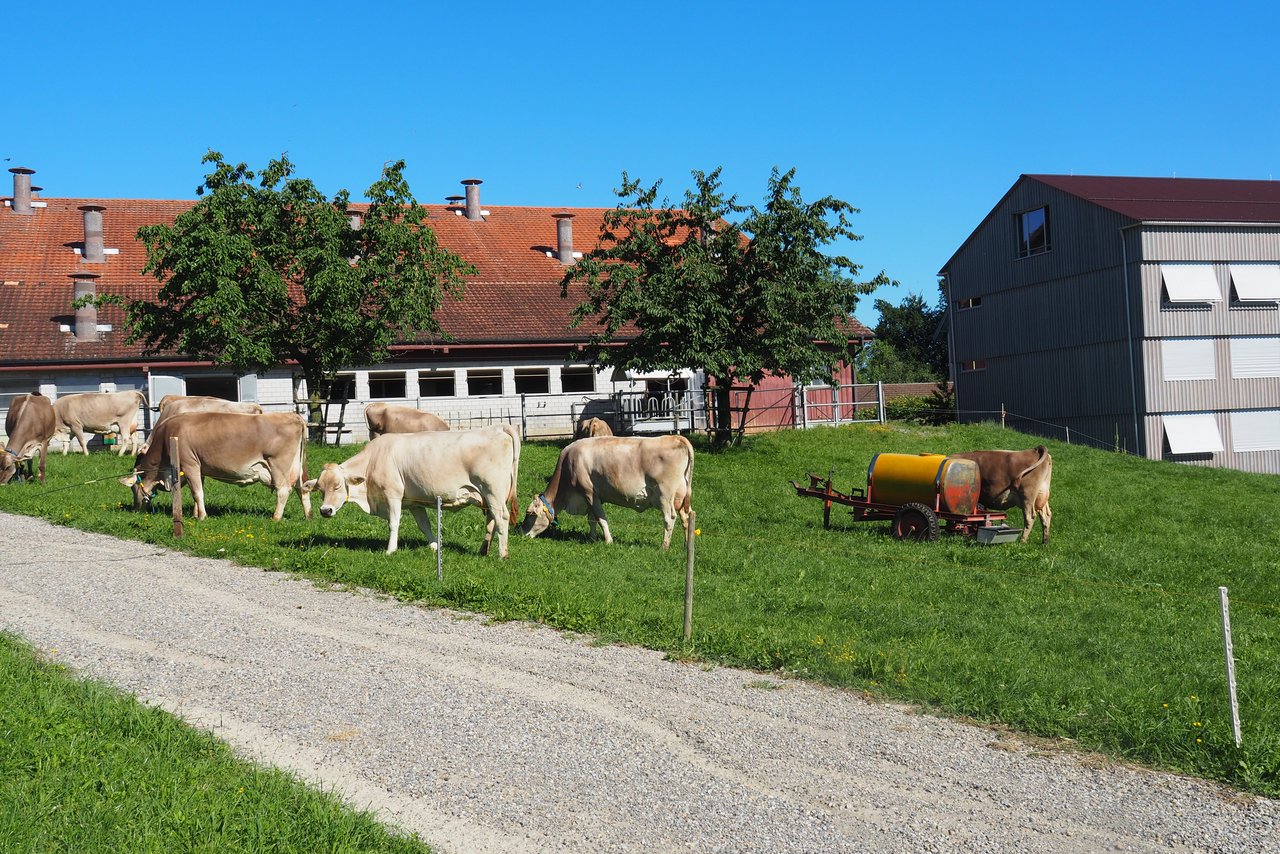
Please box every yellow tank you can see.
[866,453,981,516]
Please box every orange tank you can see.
[865,453,981,516]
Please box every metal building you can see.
[939,174,1280,474]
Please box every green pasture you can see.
[2,422,1279,799]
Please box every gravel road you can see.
[1,511,1276,853]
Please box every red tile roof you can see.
[0,192,872,369]
[1027,174,1280,223]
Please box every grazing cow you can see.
[948,445,1053,544]
[576,416,613,438]
[1,393,57,484]
[121,411,311,521]
[304,424,521,558]
[155,395,264,425]
[364,402,450,438]
[53,390,148,456]
[521,435,694,549]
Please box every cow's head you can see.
[520,493,556,538]
[0,450,17,485]
[119,468,156,510]
[303,463,368,518]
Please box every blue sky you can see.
[8,1,1280,328]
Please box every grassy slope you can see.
[1,422,1278,797]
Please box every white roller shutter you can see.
[1228,264,1280,301]
[1161,264,1221,302]
[1163,413,1224,454]
[1230,410,1280,452]
[1229,337,1280,378]
[1161,338,1215,381]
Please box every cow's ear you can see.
[348,476,366,487]
[118,476,136,487]
[302,479,317,493]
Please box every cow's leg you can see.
[479,496,509,558]
[408,505,437,551]
[271,484,290,522]
[1038,495,1052,544]
[75,427,91,456]
[592,501,614,545]
[1019,497,1037,544]
[187,471,208,520]
[37,442,48,483]
[385,497,402,555]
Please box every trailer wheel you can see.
[893,502,940,541]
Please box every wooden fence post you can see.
[683,510,696,642]
[1220,587,1243,747]
[169,436,183,538]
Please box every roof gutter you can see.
[1120,222,1143,454]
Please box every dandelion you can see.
[695,528,702,536]
[1162,703,1169,708]
[1191,695,1198,701]
[246,533,255,539]
[1193,721,1202,727]
[1196,738,1203,744]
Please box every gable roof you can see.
[1026,174,1280,223]
[0,188,872,370]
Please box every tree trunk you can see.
[712,378,734,447]
[302,370,327,444]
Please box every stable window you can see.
[1162,413,1224,455]
[315,375,355,402]
[1016,207,1050,258]
[1230,410,1280,452]
[418,371,456,397]
[367,371,406,399]
[1230,337,1280,378]
[1161,264,1221,303]
[185,376,239,400]
[960,359,986,372]
[466,369,503,396]
[514,368,550,395]
[561,366,596,393]
[958,296,983,310]
[1228,264,1280,301]
[1161,338,1215,381]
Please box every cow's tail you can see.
[506,422,522,521]
[1013,445,1049,488]
[680,436,694,515]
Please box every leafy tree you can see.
[857,285,949,382]
[118,151,475,435]
[564,167,889,443]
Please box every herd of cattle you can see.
[1,391,1050,550]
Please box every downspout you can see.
[942,273,960,421]
[1119,223,1142,454]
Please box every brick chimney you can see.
[71,272,99,342]
[554,213,575,265]
[462,178,483,221]
[8,167,34,215]
[80,205,106,263]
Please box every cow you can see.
[576,416,613,438]
[120,411,311,521]
[1,393,57,484]
[520,435,694,549]
[53,390,148,456]
[304,424,521,558]
[948,445,1053,544]
[155,395,264,425]
[364,402,450,438]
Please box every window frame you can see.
[367,371,406,399]
[418,371,456,398]
[466,369,504,397]
[1015,206,1051,259]
[514,368,550,396]
[560,366,596,394]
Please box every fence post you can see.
[1001,403,1006,429]
[683,509,696,642]
[1065,426,1071,445]
[169,436,183,538]
[1219,587,1243,747]
[436,496,444,581]
[799,385,809,430]
[520,394,527,441]
[878,381,886,424]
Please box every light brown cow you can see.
[305,424,521,558]
[121,411,311,521]
[948,445,1053,544]
[576,416,614,438]
[521,435,694,549]
[2,393,56,484]
[364,402,450,438]
[53,390,148,456]
[155,394,264,425]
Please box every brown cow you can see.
[2,393,57,484]
[521,435,694,549]
[53,390,148,456]
[155,395,264,425]
[948,445,1053,544]
[121,411,311,521]
[576,416,613,438]
[364,402,450,438]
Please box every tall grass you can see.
[2,422,1278,797]
[0,633,429,852]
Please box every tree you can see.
[857,285,949,382]
[119,151,475,435]
[563,167,889,443]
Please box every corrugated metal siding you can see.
[1139,262,1280,337]
[1141,225,1280,261]
[1144,338,1280,411]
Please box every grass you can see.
[0,633,429,853]
[2,422,1279,800]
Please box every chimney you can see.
[462,178,483,221]
[80,205,106,263]
[71,272,99,342]
[9,167,34,215]
[445,194,465,214]
[554,213,575,264]
[347,211,362,230]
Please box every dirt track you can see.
[0,511,1275,853]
